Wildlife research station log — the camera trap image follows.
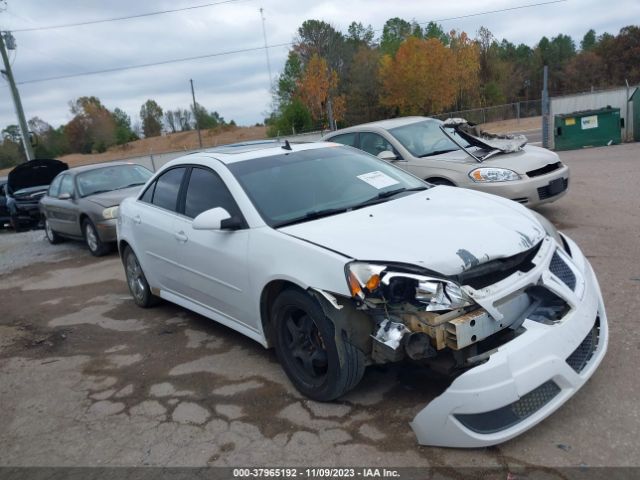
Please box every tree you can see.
[140,99,163,138]
[65,96,116,153]
[266,98,313,137]
[347,22,375,47]
[294,20,345,74]
[296,54,344,125]
[276,52,303,108]
[379,37,456,115]
[345,46,384,124]
[581,29,597,51]
[112,108,138,144]
[449,30,481,109]
[2,125,21,143]
[424,22,448,44]
[379,17,412,55]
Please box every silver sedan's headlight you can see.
[346,262,472,311]
[102,206,119,220]
[469,167,520,182]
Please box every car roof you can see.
[326,116,437,135]
[66,161,146,175]
[166,141,341,167]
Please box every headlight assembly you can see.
[102,206,119,220]
[345,262,472,311]
[469,167,520,182]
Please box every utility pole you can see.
[190,78,203,149]
[259,7,273,91]
[0,31,34,161]
[541,65,550,149]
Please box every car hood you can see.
[7,159,68,193]
[279,186,546,277]
[84,186,143,208]
[429,145,560,174]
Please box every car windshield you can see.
[389,119,470,158]
[76,164,152,197]
[227,147,427,228]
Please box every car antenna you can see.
[282,140,292,151]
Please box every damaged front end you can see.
[328,233,607,448]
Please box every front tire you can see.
[272,289,365,401]
[44,217,64,244]
[123,246,159,308]
[83,219,110,256]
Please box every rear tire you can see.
[272,289,365,401]
[44,217,64,244]
[123,246,159,308]
[83,219,110,256]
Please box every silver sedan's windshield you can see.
[76,165,152,197]
[227,147,427,227]
[390,119,469,158]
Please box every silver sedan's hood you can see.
[280,186,545,276]
[430,145,561,174]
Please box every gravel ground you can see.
[0,229,85,275]
[1,142,639,472]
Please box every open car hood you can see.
[442,119,527,161]
[7,159,68,194]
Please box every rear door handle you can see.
[133,215,141,224]
[174,231,188,243]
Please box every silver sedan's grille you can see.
[549,252,576,290]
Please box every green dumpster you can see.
[554,107,621,151]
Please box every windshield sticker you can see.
[357,171,400,190]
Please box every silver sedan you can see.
[324,117,570,207]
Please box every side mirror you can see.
[193,207,232,231]
[58,192,72,200]
[377,150,398,161]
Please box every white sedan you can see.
[116,141,607,448]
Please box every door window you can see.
[329,132,357,147]
[48,175,62,197]
[184,167,240,219]
[359,132,398,157]
[59,175,74,197]
[151,168,185,212]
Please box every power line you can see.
[16,42,293,85]
[11,0,252,33]
[428,0,568,25]
[372,0,568,32]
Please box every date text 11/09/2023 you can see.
[232,468,400,478]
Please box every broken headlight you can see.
[345,262,472,311]
[469,167,520,182]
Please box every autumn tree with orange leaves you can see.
[379,37,458,115]
[296,54,345,127]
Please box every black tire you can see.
[123,246,159,308]
[426,178,455,186]
[83,219,110,256]
[44,217,64,244]
[272,289,365,401]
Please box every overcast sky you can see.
[1,0,638,131]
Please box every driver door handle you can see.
[174,231,188,243]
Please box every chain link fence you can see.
[432,99,542,124]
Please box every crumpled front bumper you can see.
[410,235,608,447]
